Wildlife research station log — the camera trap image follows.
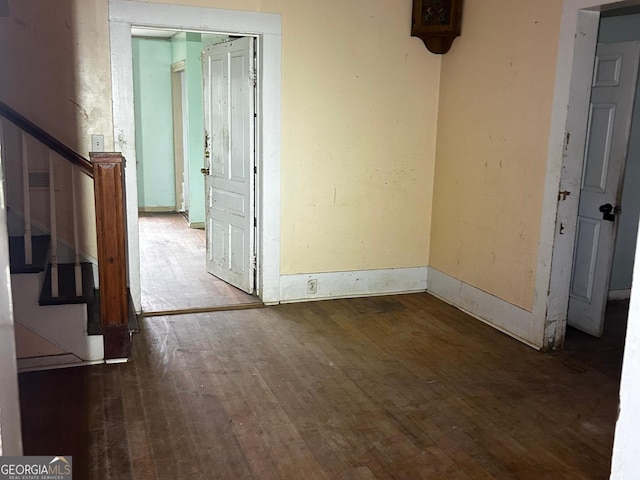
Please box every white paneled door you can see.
[568,41,640,336]
[202,37,256,294]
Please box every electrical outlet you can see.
[307,279,318,295]
[91,134,105,152]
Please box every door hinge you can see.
[250,254,257,269]
[254,217,257,227]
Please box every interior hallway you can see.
[138,212,259,314]
[19,293,621,479]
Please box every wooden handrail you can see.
[0,100,93,176]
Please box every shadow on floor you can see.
[562,299,628,381]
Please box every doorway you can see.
[563,9,640,374]
[132,28,260,313]
[566,36,640,337]
[541,0,640,350]
[171,65,188,215]
[108,1,283,312]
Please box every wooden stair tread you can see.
[8,235,50,273]
[39,262,95,305]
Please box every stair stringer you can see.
[11,273,103,363]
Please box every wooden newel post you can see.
[90,152,130,361]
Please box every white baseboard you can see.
[138,207,176,213]
[105,357,129,365]
[18,355,104,373]
[609,289,631,301]
[279,267,428,304]
[426,267,541,350]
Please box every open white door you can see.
[202,37,256,294]
[568,41,640,337]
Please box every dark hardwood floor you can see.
[138,212,258,314]
[20,294,623,479]
[563,299,628,381]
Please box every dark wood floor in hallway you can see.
[20,294,621,479]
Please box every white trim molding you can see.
[109,0,282,308]
[279,267,428,304]
[0,144,22,456]
[535,0,640,349]
[427,268,541,350]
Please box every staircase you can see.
[9,234,104,371]
[1,101,134,371]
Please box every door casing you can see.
[540,0,640,349]
[109,0,282,311]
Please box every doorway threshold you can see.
[140,301,264,318]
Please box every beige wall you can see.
[0,0,113,154]
[0,0,107,258]
[279,0,439,273]
[5,0,566,306]
[139,0,442,274]
[2,0,440,275]
[430,0,563,311]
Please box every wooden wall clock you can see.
[411,0,463,54]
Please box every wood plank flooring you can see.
[19,294,621,479]
[138,212,258,314]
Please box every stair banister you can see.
[71,169,82,297]
[21,131,32,265]
[1,101,131,361]
[48,151,58,298]
[0,102,93,175]
[90,152,130,360]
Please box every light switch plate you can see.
[91,134,104,152]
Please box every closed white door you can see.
[568,41,640,336]
[202,37,256,293]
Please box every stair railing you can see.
[0,101,130,360]
[21,132,32,265]
[0,102,93,300]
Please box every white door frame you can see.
[537,0,640,349]
[108,0,282,310]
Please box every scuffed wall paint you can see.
[430,0,563,311]
[120,0,441,274]
[0,0,113,155]
[3,0,440,276]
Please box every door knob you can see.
[599,203,619,222]
[201,168,210,175]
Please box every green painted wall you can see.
[170,32,206,226]
[132,32,229,223]
[132,37,176,210]
[598,15,640,291]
